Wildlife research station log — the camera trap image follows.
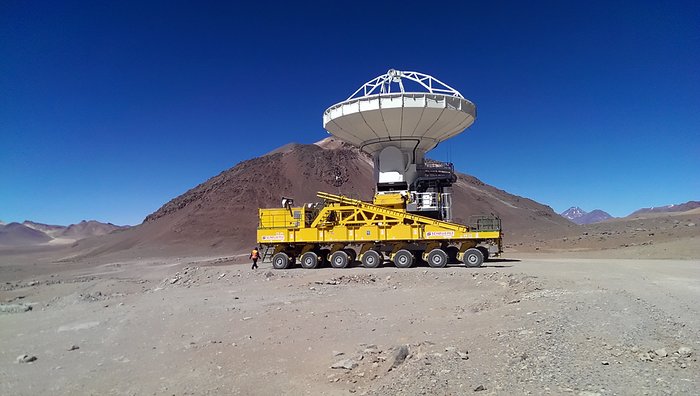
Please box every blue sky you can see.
[1,1,698,225]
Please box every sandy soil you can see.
[1,248,698,395]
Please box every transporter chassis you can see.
[257,192,502,270]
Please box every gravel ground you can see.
[1,254,698,395]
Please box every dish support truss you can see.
[347,69,465,100]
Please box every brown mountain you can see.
[629,201,700,217]
[60,220,127,239]
[5,220,128,247]
[22,220,67,237]
[70,139,576,259]
[0,222,52,246]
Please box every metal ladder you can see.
[261,245,275,263]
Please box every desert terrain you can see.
[1,141,698,395]
[1,237,698,395]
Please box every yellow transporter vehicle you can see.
[258,69,503,269]
[257,192,501,269]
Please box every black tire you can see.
[300,252,319,269]
[344,248,357,263]
[476,246,490,261]
[272,252,290,270]
[393,249,414,268]
[330,251,349,269]
[463,248,484,267]
[362,250,382,268]
[427,248,448,268]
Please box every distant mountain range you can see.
[560,207,613,225]
[561,200,699,224]
[0,222,53,246]
[0,220,128,247]
[629,201,700,217]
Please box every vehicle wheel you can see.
[427,248,448,268]
[344,248,357,263]
[362,250,382,268]
[393,249,414,268]
[463,248,484,267]
[330,251,349,269]
[445,246,459,263]
[476,246,490,261]
[300,252,319,269]
[272,252,290,270]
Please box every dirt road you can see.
[1,254,698,395]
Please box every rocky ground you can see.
[508,210,700,259]
[1,249,698,395]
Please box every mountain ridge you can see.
[0,220,128,247]
[69,138,577,259]
[629,201,700,217]
[560,206,613,225]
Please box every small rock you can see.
[16,354,37,364]
[332,350,344,356]
[386,276,391,281]
[68,345,79,351]
[638,352,653,362]
[0,303,32,313]
[390,345,409,370]
[474,385,486,392]
[242,316,252,321]
[363,345,380,354]
[601,361,609,365]
[687,223,696,227]
[27,281,39,286]
[445,346,456,352]
[678,346,692,358]
[331,359,357,370]
[654,348,668,357]
[458,352,469,360]
[630,346,639,353]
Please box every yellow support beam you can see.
[316,191,470,233]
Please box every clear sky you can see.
[1,1,698,225]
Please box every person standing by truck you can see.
[250,247,260,270]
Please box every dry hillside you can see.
[68,138,575,260]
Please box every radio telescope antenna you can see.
[323,69,476,197]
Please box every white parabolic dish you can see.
[323,70,476,156]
